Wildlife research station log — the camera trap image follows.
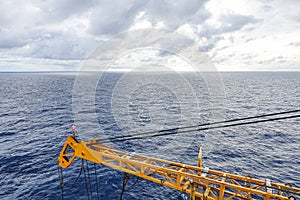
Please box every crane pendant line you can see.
[58,135,299,200]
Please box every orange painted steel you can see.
[58,136,300,199]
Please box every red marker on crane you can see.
[71,125,76,137]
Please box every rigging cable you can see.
[82,159,91,200]
[86,161,93,199]
[61,160,100,200]
[96,110,300,143]
[58,166,64,200]
[120,173,130,200]
[119,174,142,199]
[69,159,84,187]
[126,176,142,191]
[94,163,100,200]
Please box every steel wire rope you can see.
[82,159,91,200]
[58,166,64,200]
[68,159,84,187]
[98,112,300,143]
[96,109,300,143]
[86,161,93,199]
[94,163,100,200]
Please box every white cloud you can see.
[202,0,300,70]
[0,0,299,71]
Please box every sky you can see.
[0,0,299,71]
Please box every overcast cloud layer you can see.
[0,0,299,71]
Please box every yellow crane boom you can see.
[58,135,299,200]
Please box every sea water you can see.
[0,72,299,199]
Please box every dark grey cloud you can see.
[193,13,260,39]
[217,13,260,33]
[28,32,99,60]
[199,36,225,52]
[0,0,255,52]
[88,0,210,35]
[28,0,94,25]
[143,0,210,29]
[0,28,97,59]
[0,0,214,61]
[38,0,94,22]
[0,27,41,49]
[0,0,95,48]
[189,13,260,52]
[88,0,145,35]
[0,30,26,49]
[199,12,261,52]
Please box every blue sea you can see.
[0,72,299,199]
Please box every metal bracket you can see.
[266,179,273,193]
[201,167,209,178]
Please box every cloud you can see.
[217,13,260,33]
[142,0,210,29]
[0,0,299,71]
[289,42,300,47]
[88,0,145,35]
[37,0,94,23]
[0,29,27,49]
[28,32,96,60]
[88,0,211,35]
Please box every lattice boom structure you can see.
[58,136,299,200]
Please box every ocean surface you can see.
[0,72,299,199]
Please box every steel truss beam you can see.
[58,136,300,200]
